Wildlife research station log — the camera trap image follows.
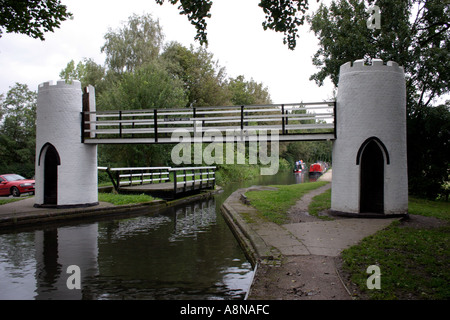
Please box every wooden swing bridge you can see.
[82,101,336,144]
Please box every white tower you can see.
[35,80,98,208]
[331,59,408,216]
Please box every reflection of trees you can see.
[169,199,216,242]
[95,197,252,299]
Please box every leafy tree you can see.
[228,75,272,105]
[0,0,72,40]
[407,102,450,199]
[155,0,213,45]
[0,83,36,178]
[155,0,312,49]
[97,62,187,167]
[101,13,164,75]
[162,42,229,106]
[98,62,187,111]
[59,58,107,93]
[308,0,449,110]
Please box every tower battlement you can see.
[38,80,81,91]
[340,59,404,74]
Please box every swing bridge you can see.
[81,101,336,144]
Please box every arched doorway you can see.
[358,138,388,214]
[39,143,60,205]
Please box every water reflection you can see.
[0,198,251,300]
[0,170,307,300]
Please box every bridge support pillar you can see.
[34,80,98,208]
[331,59,408,217]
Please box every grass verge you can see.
[0,196,32,205]
[244,181,329,224]
[98,193,156,206]
[308,188,333,220]
[341,197,449,300]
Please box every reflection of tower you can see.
[34,81,98,207]
[331,59,408,216]
[34,225,98,300]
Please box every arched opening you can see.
[41,144,60,205]
[359,139,385,214]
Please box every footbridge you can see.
[81,101,336,144]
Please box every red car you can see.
[0,174,35,197]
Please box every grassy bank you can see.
[244,181,329,224]
[341,197,449,300]
[98,193,155,205]
[244,182,449,299]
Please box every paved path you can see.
[220,174,400,300]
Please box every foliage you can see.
[155,0,212,45]
[155,0,314,50]
[0,0,72,40]
[308,0,450,103]
[259,0,310,49]
[59,58,106,93]
[228,75,272,105]
[407,102,450,199]
[161,42,229,107]
[101,13,164,75]
[281,140,332,166]
[0,83,36,178]
[97,62,187,168]
[245,181,329,224]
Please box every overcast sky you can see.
[0,0,335,104]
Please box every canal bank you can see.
[220,171,401,300]
[0,188,221,230]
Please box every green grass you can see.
[244,181,329,224]
[0,196,32,205]
[98,193,156,206]
[342,223,449,300]
[408,197,450,221]
[308,188,334,220]
[341,197,449,300]
[245,183,450,299]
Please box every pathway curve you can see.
[220,172,400,300]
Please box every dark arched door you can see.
[44,145,59,205]
[360,140,384,214]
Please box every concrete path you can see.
[220,177,400,300]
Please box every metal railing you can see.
[170,166,216,195]
[99,166,170,192]
[83,102,336,143]
[98,166,216,195]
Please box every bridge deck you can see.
[82,102,336,144]
[99,166,216,199]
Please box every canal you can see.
[0,171,308,300]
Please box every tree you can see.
[0,83,37,178]
[308,0,449,110]
[228,75,272,105]
[59,58,106,93]
[162,42,229,106]
[155,0,312,50]
[97,62,187,167]
[308,0,449,198]
[101,13,164,75]
[0,0,72,40]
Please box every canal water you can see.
[0,171,308,300]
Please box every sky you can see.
[0,0,335,104]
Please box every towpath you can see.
[220,170,400,300]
